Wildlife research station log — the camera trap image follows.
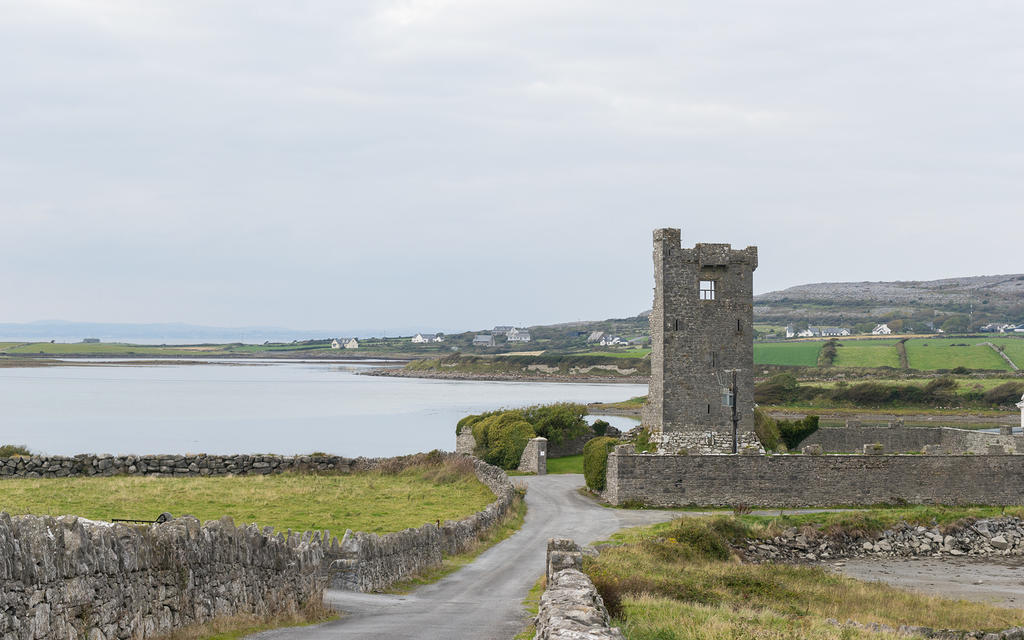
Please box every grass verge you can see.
[383,488,527,594]
[587,515,1024,639]
[0,456,495,535]
[513,576,546,640]
[155,601,336,640]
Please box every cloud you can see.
[1,1,1022,331]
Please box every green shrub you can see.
[0,444,31,458]
[983,381,1024,405]
[583,436,620,491]
[456,410,501,435]
[753,407,781,451]
[591,419,611,436]
[634,427,657,453]
[470,410,534,469]
[777,415,819,450]
[521,403,589,445]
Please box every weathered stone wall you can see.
[643,228,761,454]
[455,430,477,456]
[325,457,516,592]
[802,425,1024,454]
[0,513,324,640]
[604,445,1024,507]
[517,438,547,474]
[0,453,380,479]
[534,539,623,640]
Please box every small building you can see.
[473,334,496,347]
[586,331,605,343]
[432,334,446,343]
[411,333,436,344]
[785,326,796,338]
[81,338,100,344]
[819,327,851,337]
[507,328,531,343]
[796,328,818,338]
[332,338,359,349]
[599,335,625,346]
[872,324,892,335]
[493,326,514,335]
[1018,394,1024,429]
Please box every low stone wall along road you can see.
[252,475,678,640]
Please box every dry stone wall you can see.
[605,445,1024,507]
[802,425,1024,455]
[534,539,623,640]
[324,457,516,592]
[0,513,324,640]
[0,454,378,479]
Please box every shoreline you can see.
[360,367,649,385]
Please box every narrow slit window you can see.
[699,280,716,300]
[673,319,679,331]
[707,404,711,415]
[737,318,742,333]
[710,351,717,367]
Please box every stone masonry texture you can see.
[517,438,547,474]
[0,454,378,479]
[0,513,324,640]
[642,228,761,454]
[604,445,1024,507]
[802,425,1024,455]
[323,456,515,592]
[534,539,624,640]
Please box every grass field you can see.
[586,514,1024,639]
[753,341,821,367]
[546,455,584,474]
[831,339,901,368]
[0,464,495,535]
[1,342,233,356]
[904,339,1011,371]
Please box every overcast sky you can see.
[2,1,1022,333]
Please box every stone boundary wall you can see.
[324,456,516,592]
[534,539,623,640]
[605,445,1024,507]
[0,453,381,478]
[518,438,547,474]
[802,425,1024,455]
[0,513,324,640]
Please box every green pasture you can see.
[904,339,1011,371]
[832,339,902,368]
[546,455,584,474]
[0,465,495,535]
[753,341,821,367]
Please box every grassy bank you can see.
[0,459,495,534]
[407,354,650,377]
[587,515,1024,639]
[158,603,336,640]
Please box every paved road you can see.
[254,474,679,640]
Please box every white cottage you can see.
[411,333,436,344]
[332,338,358,349]
[872,324,892,335]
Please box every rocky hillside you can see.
[754,274,1024,325]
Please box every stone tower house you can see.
[642,228,763,454]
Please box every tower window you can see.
[737,318,742,333]
[699,280,716,300]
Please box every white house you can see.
[600,335,625,346]
[493,326,514,335]
[872,324,892,335]
[473,334,496,347]
[507,328,531,342]
[586,331,605,343]
[332,338,359,349]
[433,334,446,343]
[411,333,436,344]
[819,327,851,337]
[796,328,818,338]
[785,326,796,338]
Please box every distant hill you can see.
[754,274,1024,325]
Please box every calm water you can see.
[1,360,644,457]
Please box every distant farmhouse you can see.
[785,326,850,338]
[492,326,514,335]
[599,335,625,346]
[586,331,605,343]
[981,323,1019,333]
[331,338,359,349]
[872,323,892,335]
[473,334,496,347]
[506,328,531,343]
[411,333,445,343]
[81,338,100,343]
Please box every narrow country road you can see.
[253,474,679,640]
